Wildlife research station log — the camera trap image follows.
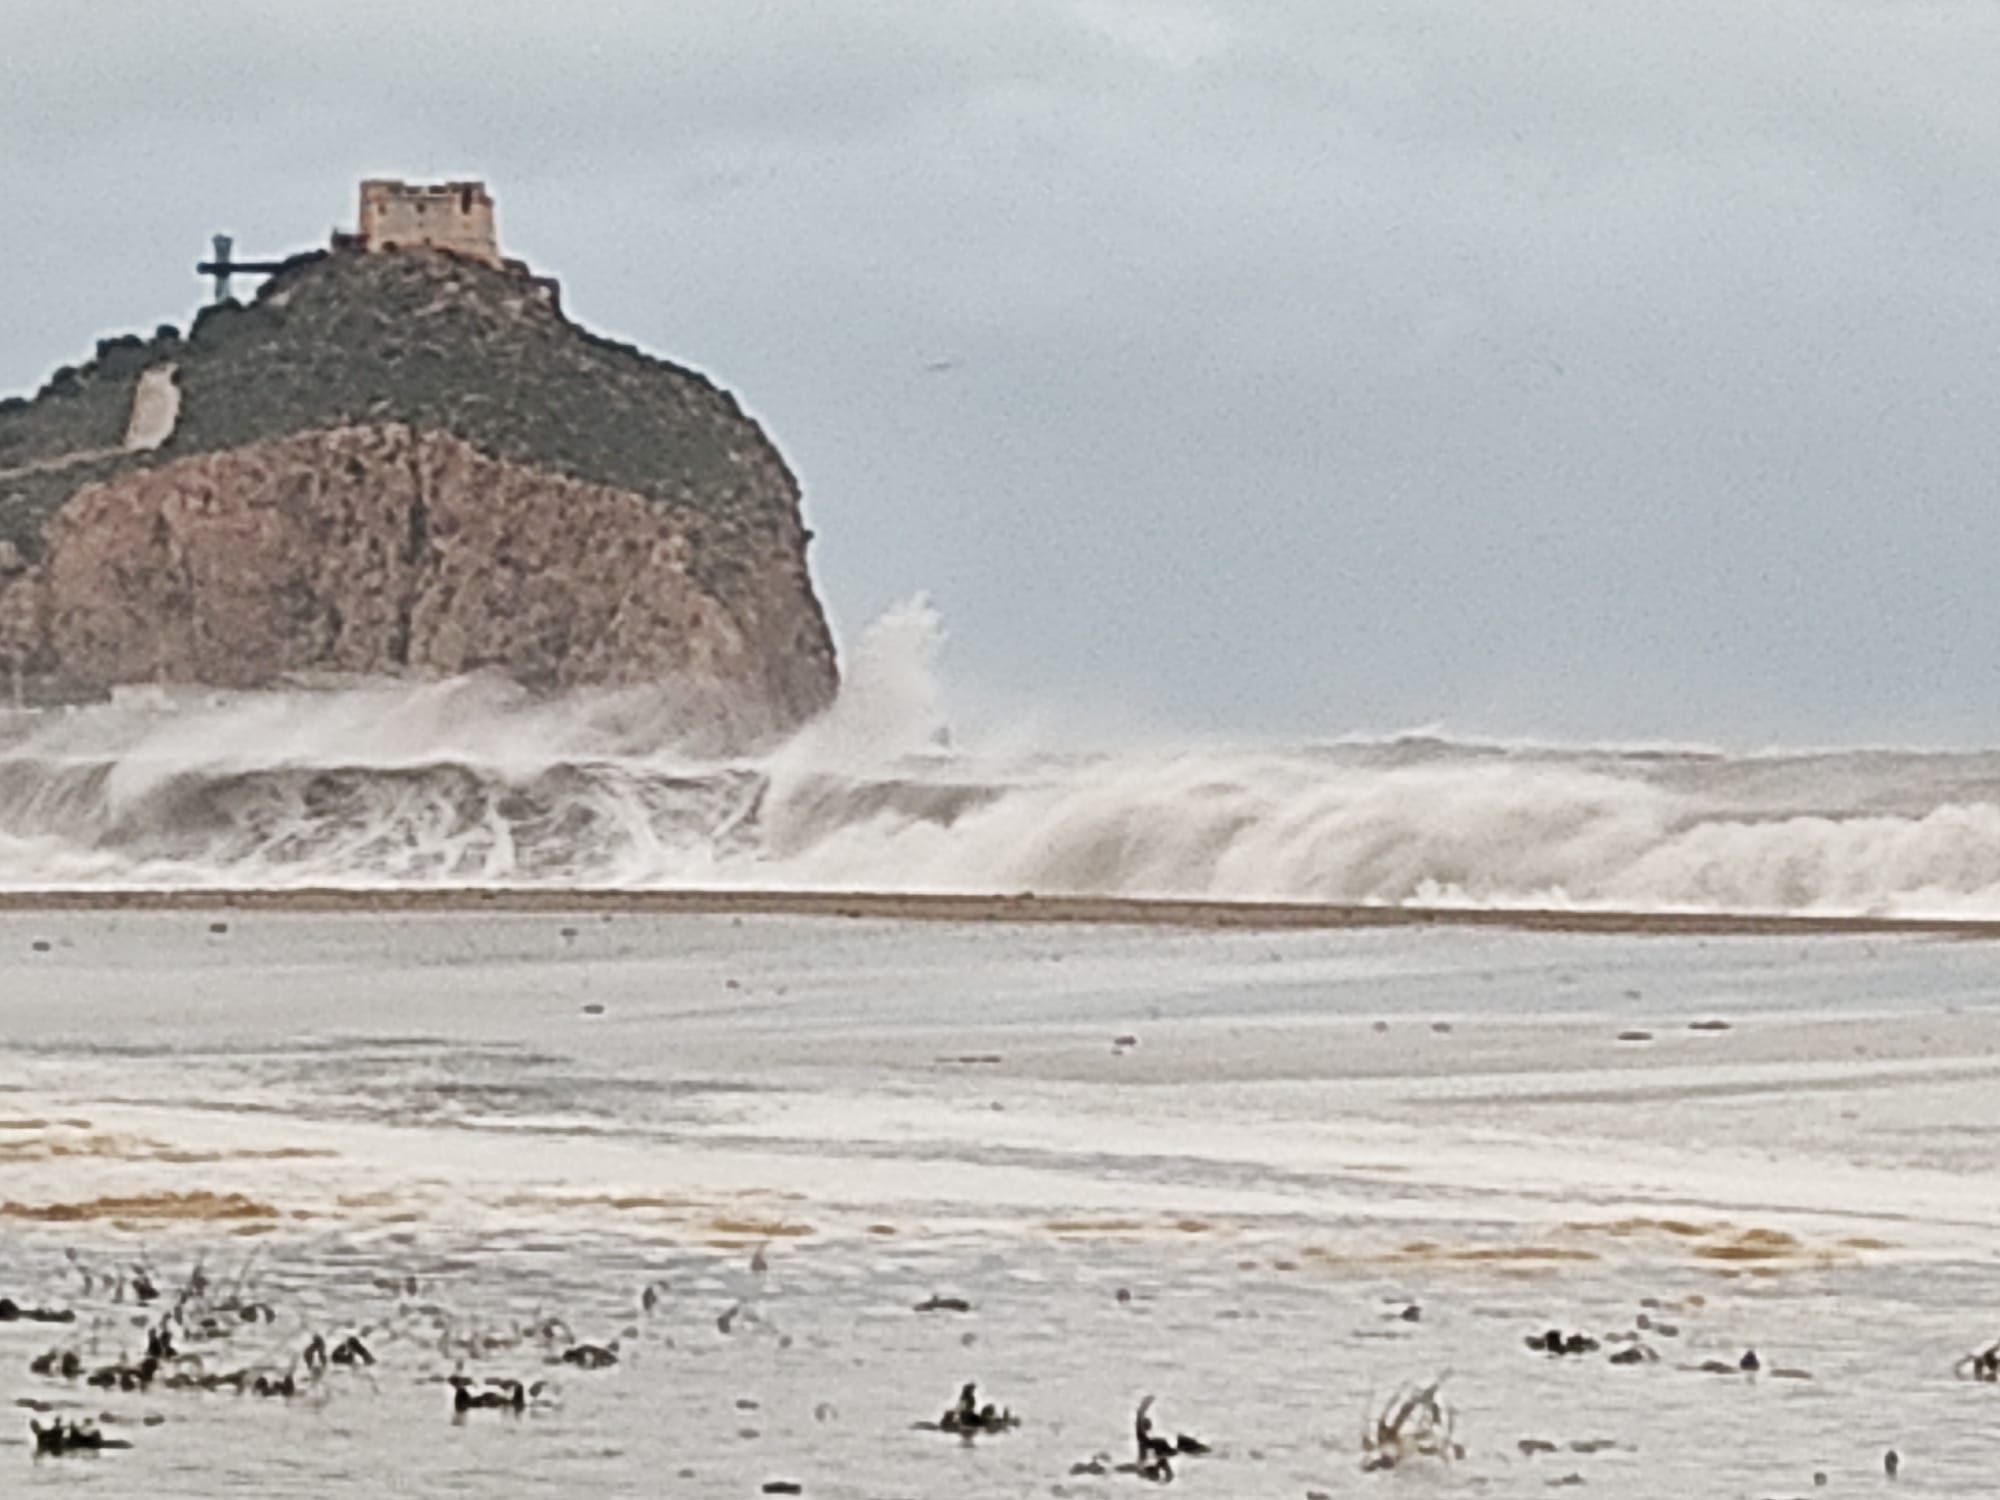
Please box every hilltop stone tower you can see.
[327,180,557,305]
[351,180,501,265]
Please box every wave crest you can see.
[7,602,2000,916]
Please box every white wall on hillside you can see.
[123,364,180,452]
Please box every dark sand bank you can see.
[0,884,1995,937]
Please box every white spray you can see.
[6,600,2000,915]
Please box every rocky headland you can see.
[0,248,836,735]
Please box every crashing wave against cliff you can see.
[0,246,836,736]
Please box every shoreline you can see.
[0,885,1993,937]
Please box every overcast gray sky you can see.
[6,1,2000,746]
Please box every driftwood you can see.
[1361,1375,1461,1472]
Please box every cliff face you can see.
[0,250,836,733]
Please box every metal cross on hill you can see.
[194,234,290,302]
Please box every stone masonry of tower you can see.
[353,180,501,265]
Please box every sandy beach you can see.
[3,902,1998,1493]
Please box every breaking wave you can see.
[8,597,2000,916]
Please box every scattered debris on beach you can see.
[30,1416,130,1455]
[0,1296,73,1323]
[450,1373,537,1413]
[1065,1395,1211,1483]
[1526,1327,1600,1356]
[1685,1346,1811,1378]
[1361,1375,1460,1472]
[328,1332,376,1367]
[0,1224,1969,1487]
[917,1381,1019,1438]
[1133,1394,1210,1477]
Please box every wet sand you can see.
[3,908,1998,1494]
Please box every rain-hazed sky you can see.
[5,1,2000,746]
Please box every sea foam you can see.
[6,599,2000,915]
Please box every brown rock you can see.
[16,425,824,733]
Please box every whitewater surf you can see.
[8,599,2000,916]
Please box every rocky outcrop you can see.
[0,248,836,732]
